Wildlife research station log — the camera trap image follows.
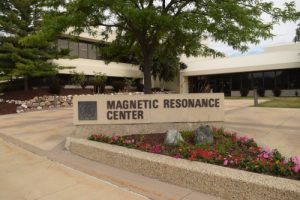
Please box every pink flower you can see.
[292,156,300,164]
[111,135,119,141]
[292,165,300,173]
[238,136,251,142]
[174,153,181,159]
[223,159,228,166]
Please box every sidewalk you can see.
[0,138,149,200]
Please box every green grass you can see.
[257,98,300,108]
[225,96,269,100]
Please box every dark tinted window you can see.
[231,73,241,90]
[264,71,275,89]
[276,71,289,89]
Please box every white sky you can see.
[210,0,300,57]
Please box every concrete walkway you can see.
[0,138,149,200]
[224,100,300,157]
[0,109,222,200]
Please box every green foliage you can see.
[93,72,107,94]
[71,71,86,89]
[294,24,300,42]
[0,0,68,91]
[123,78,133,91]
[112,81,125,93]
[49,77,61,94]
[23,0,300,93]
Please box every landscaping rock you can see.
[21,104,27,109]
[32,102,39,107]
[195,125,214,145]
[164,130,184,146]
[37,106,42,110]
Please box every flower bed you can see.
[89,127,300,180]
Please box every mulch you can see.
[0,88,94,115]
[0,102,19,115]
[123,133,166,145]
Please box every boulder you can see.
[62,102,69,107]
[21,104,28,109]
[32,102,39,107]
[164,130,184,146]
[37,106,42,110]
[195,125,214,145]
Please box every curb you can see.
[67,137,300,200]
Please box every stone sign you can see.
[73,93,224,125]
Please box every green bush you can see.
[112,81,125,92]
[257,87,265,97]
[49,77,61,94]
[71,71,87,89]
[93,72,107,94]
[273,88,281,97]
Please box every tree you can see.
[24,0,299,94]
[0,0,66,91]
[294,24,300,42]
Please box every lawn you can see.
[258,98,300,108]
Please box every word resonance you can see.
[106,98,220,120]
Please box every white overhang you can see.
[53,58,143,78]
[181,43,300,77]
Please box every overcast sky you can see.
[210,0,300,57]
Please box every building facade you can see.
[180,43,300,96]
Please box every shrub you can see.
[49,77,61,94]
[257,87,265,97]
[273,88,281,97]
[124,78,133,91]
[71,71,87,89]
[93,72,107,94]
[112,81,125,92]
[240,88,249,97]
[0,79,24,92]
[136,83,144,92]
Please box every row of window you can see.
[189,68,300,94]
[57,39,102,60]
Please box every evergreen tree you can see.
[0,0,65,91]
[294,24,300,42]
[24,0,299,93]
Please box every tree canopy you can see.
[0,0,66,91]
[24,0,299,93]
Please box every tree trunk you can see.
[24,76,29,91]
[143,54,153,94]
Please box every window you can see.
[276,71,289,89]
[88,44,97,59]
[57,39,68,50]
[264,71,275,90]
[231,73,241,90]
[241,73,252,89]
[289,69,300,89]
[252,72,263,88]
[79,42,88,58]
[69,41,79,56]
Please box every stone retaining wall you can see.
[67,138,300,200]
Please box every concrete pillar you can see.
[179,75,189,94]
